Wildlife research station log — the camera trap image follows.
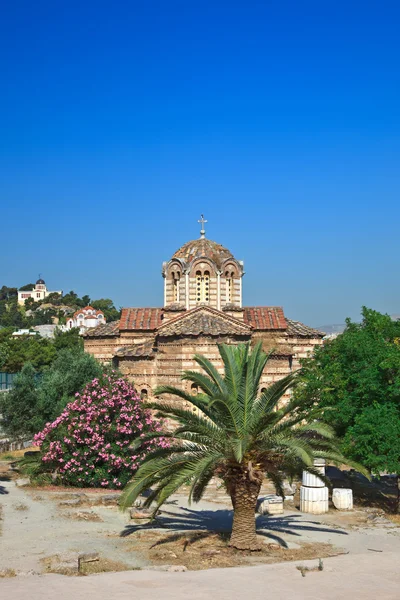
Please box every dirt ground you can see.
[1,457,400,577]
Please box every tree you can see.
[0,342,10,370]
[53,327,83,352]
[24,297,37,310]
[32,309,56,326]
[0,302,25,329]
[91,299,120,322]
[344,403,400,474]
[45,292,62,305]
[35,348,106,430]
[0,347,108,437]
[0,334,56,373]
[296,307,400,473]
[0,364,39,438]
[0,286,18,301]
[120,342,362,551]
[19,283,35,291]
[61,291,79,306]
[75,294,91,308]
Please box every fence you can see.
[0,438,32,454]
[0,372,17,391]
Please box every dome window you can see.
[172,270,181,302]
[196,270,210,304]
[225,270,235,303]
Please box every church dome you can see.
[172,238,234,269]
[36,278,45,285]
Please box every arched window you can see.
[196,270,210,303]
[172,271,181,302]
[140,389,148,400]
[225,270,235,303]
[260,387,267,395]
[191,383,199,396]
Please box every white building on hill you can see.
[66,306,106,333]
[18,278,63,305]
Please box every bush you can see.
[36,348,105,429]
[344,403,400,474]
[0,349,108,438]
[0,364,38,438]
[33,374,168,488]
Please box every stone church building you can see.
[84,220,324,402]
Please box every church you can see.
[84,217,324,402]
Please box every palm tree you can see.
[121,342,365,551]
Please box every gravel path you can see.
[0,480,148,572]
[1,478,400,577]
[1,553,399,600]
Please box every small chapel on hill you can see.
[84,217,324,401]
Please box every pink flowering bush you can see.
[33,374,168,489]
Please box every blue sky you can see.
[1,1,399,326]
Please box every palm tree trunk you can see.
[228,474,262,551]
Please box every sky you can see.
[1,1,399,326]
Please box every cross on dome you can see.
[198,214,207,238]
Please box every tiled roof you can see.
[73,306,104,319]
[222,304,244,312]
[243,307,287,330]
[172,238,235,269]
[163,303,186,312]
[114,340,155,358]
[286,319,325,338]
[158,306,252,337]
[83,321,120,337]
[120,308,163,330]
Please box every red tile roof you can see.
[286,319,325,338]
[72,306,104,319]
[243,307,287,330]
[120,306,288,331]
[158,306,252,337]
[83,321,120,337]
[119,308,164,330]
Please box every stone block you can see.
[78,552,99,564]
[130,507,154,520]
[257,495,284,515]
[101,493,121,505]
[283,480,297,495]
[48,552,80,575]
[59,498,81,507]
[332,488,353,511]
[15,478,30,487]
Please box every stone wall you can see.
[84,327,323,407]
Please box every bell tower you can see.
[162,216,244,312]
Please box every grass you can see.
[0,447,37,461]
[41,555,135,576]
[13,503,29,511]
[387,514,400,525]
[79,558,136,575]
[60,510,103,522]
[0,568,16,578]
